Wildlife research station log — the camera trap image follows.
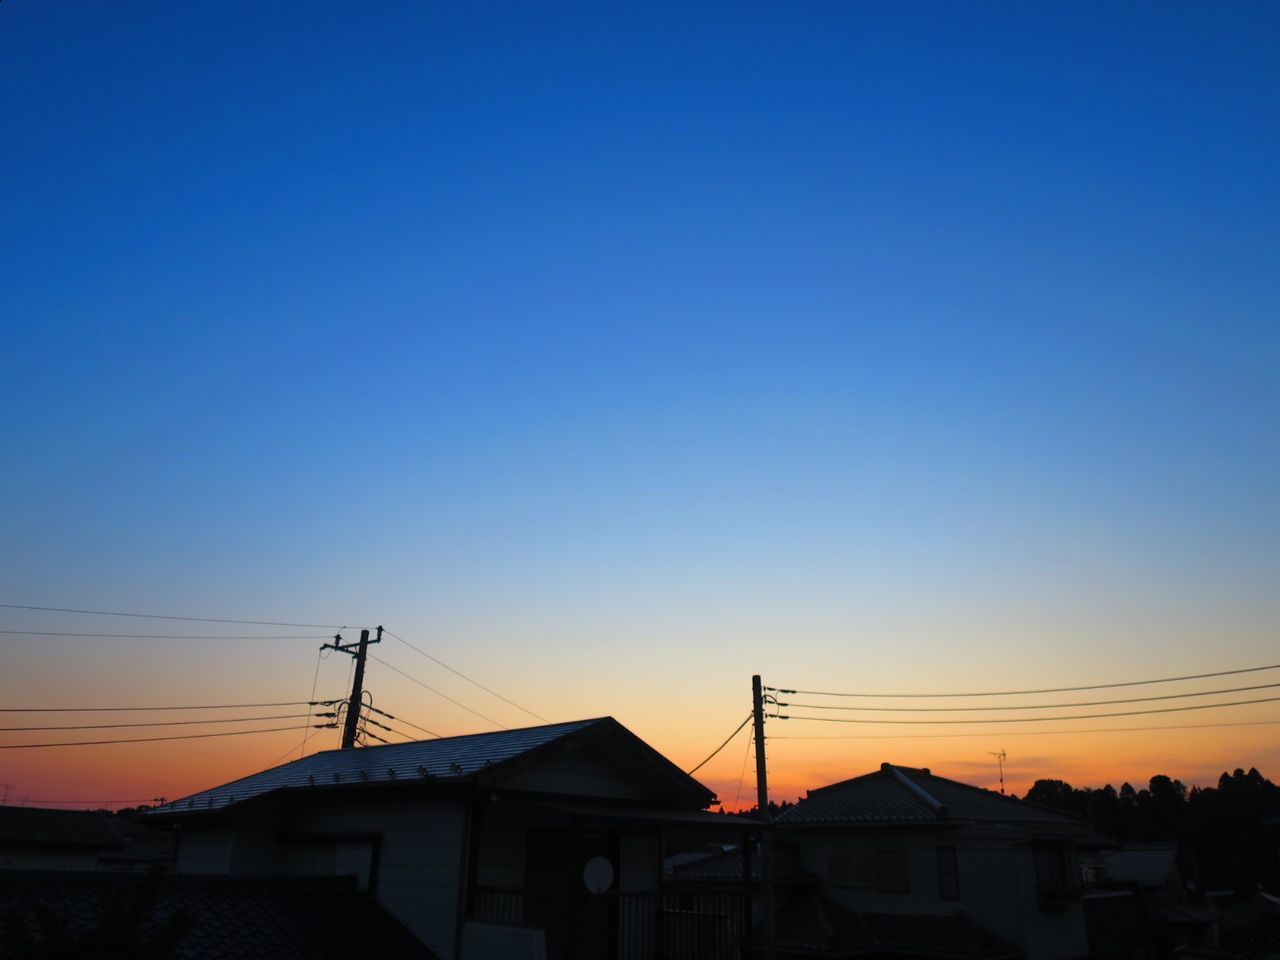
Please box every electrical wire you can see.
[0,700,339,713]
[778,694,1280,725]
[734,729,754,808]
[0,630,331,639]
[13,798,159,805]
[0,724,307,749]
[366,705,440,738]
[0,601,346,629]
[778,680,1280,713]
[687,714,753,776]
[368,653,505,730]
[0,712,312,732]
[384,629,549,723]
[768,662,1280,699]
[770,718,1280,740]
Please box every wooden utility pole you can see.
[752,674,777,960]
[322,626,382,749]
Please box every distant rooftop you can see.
[1103,843,1179,887]
[779,762,1082,826]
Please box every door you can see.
[525,832,619,960]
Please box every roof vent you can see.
[359,770,370,781]
[418,765,430,778]
[333,772,343,783]
[308,775,316,786]
[387,769,397,779]
[449,762,464,774]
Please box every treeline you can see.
[1024,768,1280,892]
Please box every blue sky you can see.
[1,2,1278,798]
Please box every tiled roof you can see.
[0,806,123,847]
[772,892,1021,958]
[1102,844,1178,887]
[780,763,1080,826]
[151,718,604,815]
[0,871,437,960]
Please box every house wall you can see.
[798,826,1090,960]
[172,790,468,958]
[497,750,651,801]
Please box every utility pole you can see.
[752,675,776,960]
[321,626,382,749]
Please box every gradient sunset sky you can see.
[1,2,1278,810]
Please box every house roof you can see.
[151,716,712,816]
[1102,843,1178,887]
[0,870,438,960]
[0,806,123,848]
[772,892,1021,958]
[779,763,1081,826]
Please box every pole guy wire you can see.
[687,714,753,776]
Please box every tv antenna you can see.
[988,750,1007,795]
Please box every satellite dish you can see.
[583,855,614,893]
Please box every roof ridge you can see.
[887,765,948,817]
[305,717,610,759]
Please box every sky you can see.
[1,1,1278,810]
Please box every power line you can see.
[687,714,753,776]
[0,602,346,630]
[768,662,1280,699]
[367,653,505,730]
[377,721,418,742]
[0,712,312,732]
[366,704,441,739]
[778,681,1280,713]
[778,694,1280,725]
[0,724,307,750]
[0,700,339,713]
[770,718,1280,740]
[0,630,331,640]
[384,629,549,723]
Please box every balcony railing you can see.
[472,886,750,960]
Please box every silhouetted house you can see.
[1087,841,1220,955]
[0,806,125,871]
[148,717,753,960]
[0,806,175,873]
[768,763,1091,960]
[0,869,438,959]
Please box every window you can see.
[936,847,959,900]
[1033,842,1080,905]
[828,850,910,892]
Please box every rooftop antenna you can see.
[988,750,1007,795]
[0,783,13,805]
